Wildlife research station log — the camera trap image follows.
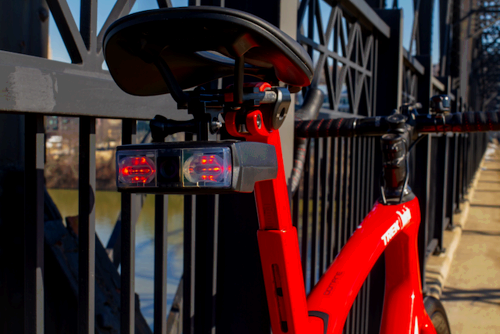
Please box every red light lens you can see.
[118,156,156,184]
[183,151,231,185]
[184,154,225,182]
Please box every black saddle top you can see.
[103,6,313,96]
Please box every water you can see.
[47,189,184,329]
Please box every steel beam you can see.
[327,0,391,37]
[417,0,435,56]
[374,10,404,113]
[439,0,452,76]
[403,49,425,75]
[0,50,182,120]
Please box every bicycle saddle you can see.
[103,6,313,96]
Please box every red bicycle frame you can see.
[226,101,437,334]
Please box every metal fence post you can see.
[24,114,46,334]
[208,1,297,333]
[0,2,48,333]
[370,9,404,334]
[414,55,432,289]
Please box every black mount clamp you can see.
[149,52,292,143]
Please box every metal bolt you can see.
[210,120,222,134]
[38,7,49,22]
[256,115,262,129]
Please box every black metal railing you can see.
[0,0,492,334]
[292,136,376,333]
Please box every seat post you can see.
[233,54,245,107]
[153,56,189,108]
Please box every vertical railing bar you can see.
[360,138,367,218]
[310,139,320,289]
[463,138,467,196]
[468,138,471,191]
[463,134,467,191]
[80,0,97,52]
[475,134,478,176]
[319,138,330,274]
[355,138,367,334]
[349,138,358,236]
[211,195,219,316]
[469,134,472,187]
[469,134,472,186]
[343,135,350,250]
[366,138,372,213]
[369,138,376,208]
[471,134,475,183]
[78,116,96,334]
[343,138,351,246]
[466,134,474,187]
[462,134,467,195]
[344,138,352,334]
[297,171,305,254]
[475,135,478,178]
[346,309,351,334]
[301,142,311,285]
[349,138,359,333]
[183,134,196,334]
[293,184,300,229]
[192,101,220,334]
[465,134,468,193]
[355,141,362,225]
[167,278,183,334]
[367,137,372,211]
[461,134,465,197]
[474,135,477,174]
[194,193,219,332]
[334,138,345,257]
[361,133,370,333]
[24,114,45,334]
[354,283,362,334]
[364,274,371,334]
[307,0,316,58]
[326,138,338,265]
[121,119,136,334]
[154,194,168,334]
[472,135,475,178]
[456,135,463,204]
[359,281,366,334]
[449,135,457,217]
[365,137,370,213]
[362,139,370,332]
[183,194,196,334]
[355,292,363,334]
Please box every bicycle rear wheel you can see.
[424,296,451,334]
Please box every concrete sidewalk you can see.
[425,142,500,333]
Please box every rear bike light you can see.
[182,149,231,187]
[116,141,278,194]
[117,152,157,186]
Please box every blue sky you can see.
[48,0,188,64]
[48,0,441,65]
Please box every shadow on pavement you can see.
[441,287,500,307]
